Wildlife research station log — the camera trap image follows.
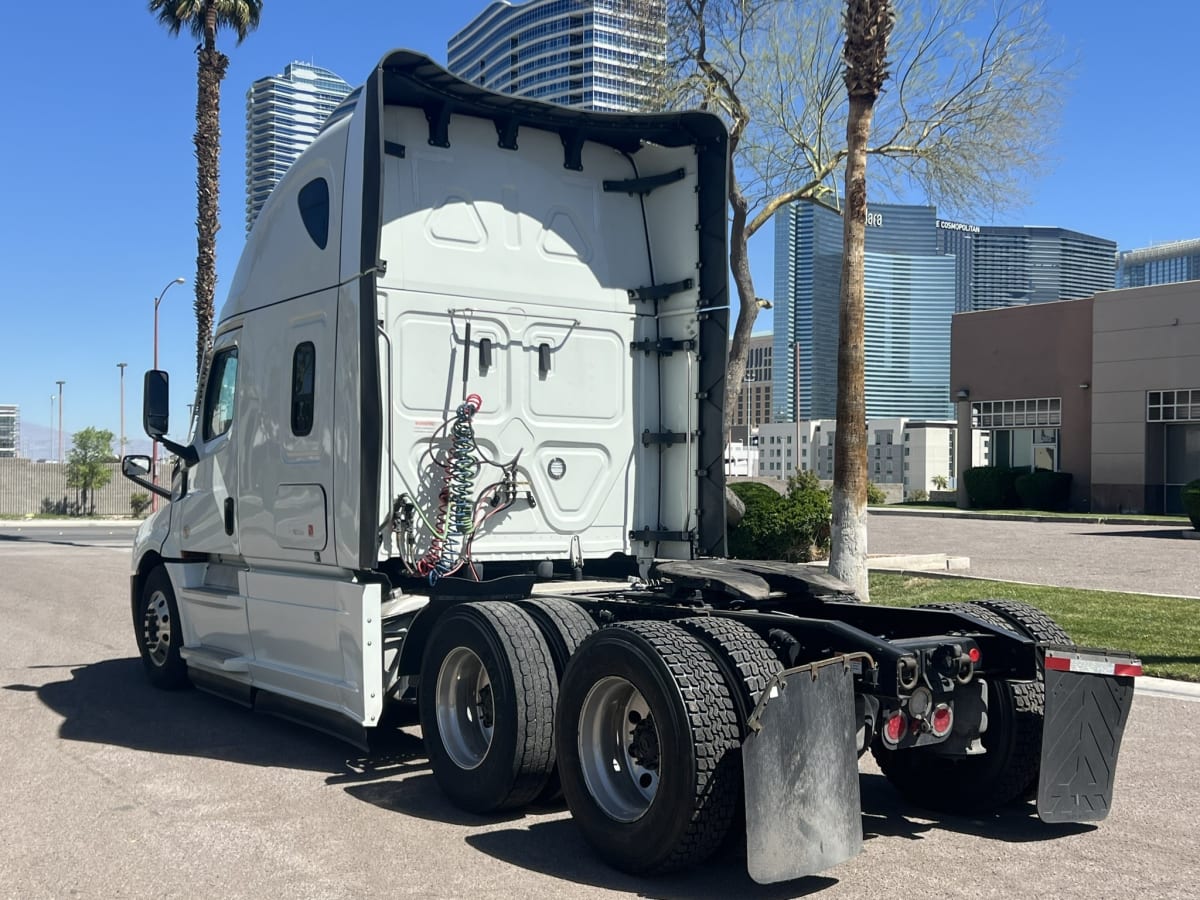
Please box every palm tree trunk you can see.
[193,30,228,379]
[828,92,873,600]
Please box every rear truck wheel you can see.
[520,598,599,803]
[135,567,190,690]
[968,599,1075,797]
[671,616,783,728]
[418,601,557,814]
[556,621,741,875]
[969,599,1074,646]
[872,601,1043,813]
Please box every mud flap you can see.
[1037,647,1140,824]
[742,655,866,884]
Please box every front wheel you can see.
[135,567,190,690]
[556,621,741,875]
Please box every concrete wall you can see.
[951,297,1094,508]
[1091,281,1200,512]
[0,459,171,517]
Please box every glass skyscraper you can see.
[244,62,353,233]
[773,203,956,421]
[968,226,1115,310]
[447,0,667,111]
[1117,238,1200,288]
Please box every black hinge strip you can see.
[627,278,694,303]
[642,430,693,446]
[629,338,696,355]
[384,141,406,159]
[629,529,694,543]
[425,102,451,148]
[603,167,687,196]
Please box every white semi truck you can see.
[122,50,1140,883]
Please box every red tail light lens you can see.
[883,711,907,745]
[968,646,981,664]
[931,704,953,737]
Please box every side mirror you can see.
[143,370,170,438]
[121,454,152,478]
[120,453,169,499]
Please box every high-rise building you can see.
[729,334,772,443]
[773,202,956,422]
[1117,238,1200,288]
[245,62,353,233]
[447,0,667,111]
[968,226,1115,310]
[0,404,19,458]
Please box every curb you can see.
[1137,676,1200,704]
[868,507,1189,528]
[0,518,139,529]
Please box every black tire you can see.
[556,620,741,875]
[521,598,598,803]
[418,601,557,814]
[872,601,1042,813]
[969,599,1074,646]
[521,598,598,679]
[135,567,190,690]
[671,616,782,729]
[969,599,1074,798]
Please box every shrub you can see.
[866,482,888,505]
[1183,479,1200,531]
[1014,469,1073,511]
[908,488,929,503]
[130,492,152,518]
[727,478,831,562]
[963,466,1020,508]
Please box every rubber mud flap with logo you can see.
[742,657,863,884]
[1037,647,1140,824]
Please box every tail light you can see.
[930,703,953,738]
[882,711,907,746]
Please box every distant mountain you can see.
[9,421,151,460]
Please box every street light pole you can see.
[151,277,186,511]
[49,394,55,461]
[117,362,128,459]
[56,380,65,464]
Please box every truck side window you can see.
[291,342,315,436]
[298,178,330,250]
[203,348,239,442]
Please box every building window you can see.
[973,397,1061,428]
[1148,388,1200,422]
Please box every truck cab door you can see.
[177,329,242,557]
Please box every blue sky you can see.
[1,1,1196,458]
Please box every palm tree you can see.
[149,1,263,378]
[828,0,893,601]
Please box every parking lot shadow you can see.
[20,657,428,783]
[465,818,839,899]
[860,772,1093,843]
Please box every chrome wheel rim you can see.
[435,647,494,770]
[142,591,172,667]
[577,676,659,822]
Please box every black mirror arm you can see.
[120,456,171,499]
[158,437,199,467]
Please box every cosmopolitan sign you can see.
[937,219,980,233]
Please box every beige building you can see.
[755,418,981,497]
[951,280,1200,513]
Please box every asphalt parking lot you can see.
[1,532,1198,899]
[869,512,1199,598]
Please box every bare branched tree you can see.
[659,0,1067,435]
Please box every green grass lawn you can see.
[870,573,1200,682]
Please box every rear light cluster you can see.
[880,703,954,747]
